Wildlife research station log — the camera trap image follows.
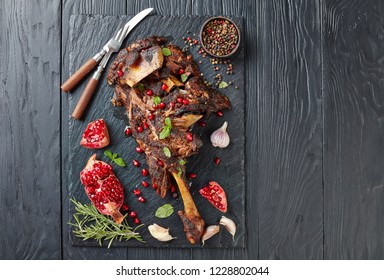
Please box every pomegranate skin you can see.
[80,119,110,149]
[80,154,124,224]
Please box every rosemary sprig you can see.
[69,198,145,248]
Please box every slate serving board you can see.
[67,14,245,248]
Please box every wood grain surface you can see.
[1,0,384,260]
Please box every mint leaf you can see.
[159,126,171,140]
[153,96,161,106]
[163,147,171,158]
[179,159,186,166]
[219,81,228,89]
[155,204,174,218]
[162,47,172,56]
[137,83,144,92]
[180,73,188,83]
[114,157,126,167]
[104,150,113,159]
[177,167,183,176]
[164,117,172,127]
[112,153,118,159]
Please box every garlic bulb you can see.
[148,224,175,242]
[201,225,220,245]
[210,121,230,148]
[220,216,236,240]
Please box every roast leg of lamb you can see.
[107,36,231,244]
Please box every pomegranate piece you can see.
[199,181,227,213]
[80,154,125,224]
[80,119,110,149]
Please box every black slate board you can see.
[67,15,245,248]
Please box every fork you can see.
[71,24,130,120]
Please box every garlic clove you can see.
[219,216,236,241]
[148,223,175,242]
[210,121,230,148]
[201,225,221,245]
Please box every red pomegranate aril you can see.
[170,101,175,109]
[171,185,177,193]
[137,125,143,133]
[129,211,137,218]
[133,160,141,167]
[117,70,124,77]
[182,99,189,105]
[133,188,141,196]
[188,173,197,179]
[138,196,146,203]
[216,110,223,117]
[148,113,155,120]
[178,68,185,75]
[122,203,129,211]
[177,97,183,103]
[141,168,149,176]
[186,132,193,142]
[125,127,132,136]
[161,83,168,91]
[198,121,206,127]
[214,157,221,165]
[157,159,164,167]
[158,102,166,109]
[136,146,144,153]
[134,217,140,224]
[142,181,149,187]
[146,89,153,96]
[152,183,158,190]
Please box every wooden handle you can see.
[61,58,98,92]
[71,78,99,120]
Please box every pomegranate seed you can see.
[171,185,177,193]
[157,159,164,167]
[134,217,140,224]
[214,157,221,165]
[146,89,153,96]
[133,160,141,167]
[141,168,149,176]
[161,83,168,91]
[142,181,149,187]
[143,122,149,129]
[216,110,223,117]
[133,188,141,196]
[178,68,185,75]
[117,70,124,77]
[125,127,132,136]
[194,39,199,44]
[136,146,144,153]
[137,125,143,133]
[148,113,155,120]
[152,183,158,190]
[170,101,175,109]
[138,196,146,203]
[177,97,183,103]
[186,132,193,142]
[198,121,206,127]
[182,99,189,105]
[122,204,129,211]
[188,173,197,179]
[187,37,191,41]
[158,102,166,109]
[129,211,137,218]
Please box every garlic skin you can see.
[201,225,220,245]
[210,121,230,148]
[220,216,236,240]
[148,224,175,242]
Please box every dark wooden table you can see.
[1,0,384,260]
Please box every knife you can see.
[61,8,153,93]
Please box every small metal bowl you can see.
[199,16,241,58]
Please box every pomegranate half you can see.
[80,154,124,224]
[199,181,228,213]
[80,119,110,149]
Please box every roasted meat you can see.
[107,36,231,244]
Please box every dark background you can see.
[1,0,384,260]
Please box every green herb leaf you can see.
[104,150,113,159]
[219,81,229,89]
[114,157,126,167]
[112,153,118,159]
[180,73,188,83]
[153,96,161,106]
[160,126,171,140]
[155,204,174,218]
[162,47,172,56]
[164,117,172,127]
[179,159,186,165]
[163,147,171,157]
[177,167,183,176]
[137,83,145,92]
